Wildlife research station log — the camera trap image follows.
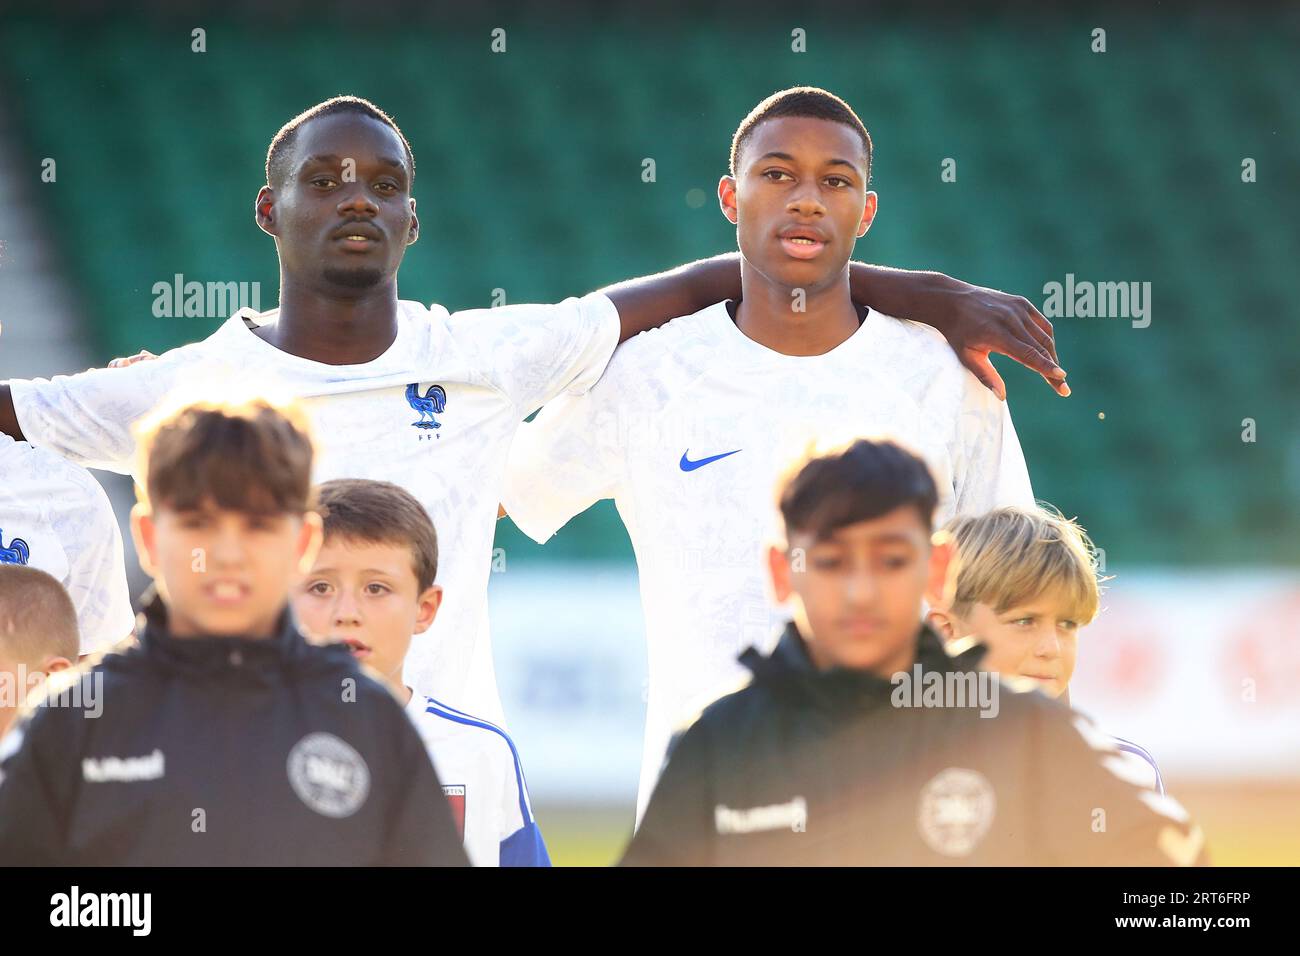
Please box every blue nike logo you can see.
[679,449,742,472]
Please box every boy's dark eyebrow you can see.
[814,530,919,545]
[308,559,404,577]
[755,151,861,172]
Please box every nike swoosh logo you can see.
[679,449,742,472]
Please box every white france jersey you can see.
[0,433,134,655]
[11,294,619,726]
[405,692,549,867]
[502,300,1035,821]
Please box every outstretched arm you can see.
[0,345,157,443]
[600,253,1067,399]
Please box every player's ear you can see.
[413,584,443,634]
[41,654,75,676]
[926,530,958,609]
[856,191,878,239]
[407,198,419,245]
[296,512,324,574]
[130,504,158,577]
[718,175,739,225]
[255,186,278,237]
[925,608,957,641]
[768,544,794,603]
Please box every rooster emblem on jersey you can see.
[406,382,448,430]
[0,529,31,565]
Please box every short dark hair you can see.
[0,565,79,663]
[730,86,872,179]
[265,95,415,190]
[315,479,439,591]
[135,396,316,516]
[777,438,938,542]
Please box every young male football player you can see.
[926,504,1165,792]
[0,95,1060,730]
[621,439,1205,866]
[503,87,1039,818]
[294,478,548,866]
[0,396,468,865]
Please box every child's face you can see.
[769,505,950,677]
[292,538,441,691]
[948,594,1080,698]
[131,500,321,639]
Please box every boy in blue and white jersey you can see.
[294,478,548,866]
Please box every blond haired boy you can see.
[926,504,1164,792]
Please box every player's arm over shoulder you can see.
[4,339,210,472]
[446,294,621,415]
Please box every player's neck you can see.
[257,279,402,365]
[734,269,862,356]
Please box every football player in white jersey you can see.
[0,94,1059,729]
[0,433,134,655]
[501,87,1048,820]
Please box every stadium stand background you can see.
[1,2,1297,863]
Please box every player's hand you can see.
[106,350,158,369]
[931,285,1068,400]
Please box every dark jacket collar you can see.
[135,586,312,676]
[739,621,987,708]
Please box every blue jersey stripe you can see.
[1111,735,1166,796]
[424,693,509,734]
[420,697,535,825]
[499,820,552,868]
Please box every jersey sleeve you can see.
[1032,707,1207,866]
[620,722,716,867]
[9,349,194,475]
[52,469,135,654]
[951,379,1035,515]
[498,814,551,867]
[447,293,620,417]
[500,347,634,543]
[495,734,551,867]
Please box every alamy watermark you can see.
[152,273,261,319]
[1042,273,1151,328]
[891,664,1000,718]
[0,665,103,719]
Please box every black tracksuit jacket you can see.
[623,623,1207,866]
[0,595,468,866]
